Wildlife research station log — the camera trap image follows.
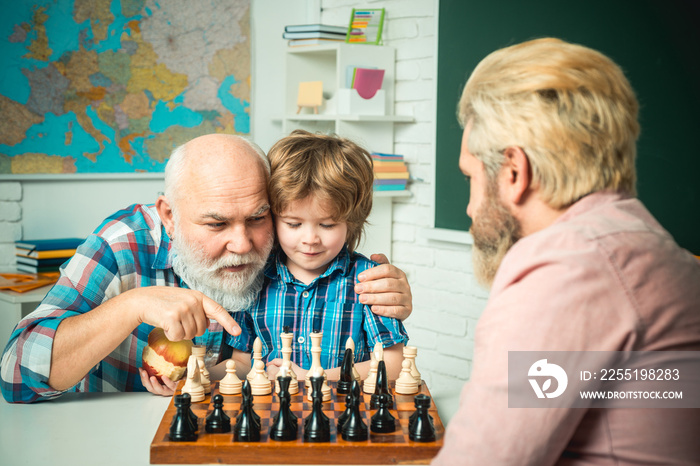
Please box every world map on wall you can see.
[0,0,251,175]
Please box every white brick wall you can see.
[322,0,487,386]
[0,182,22,269]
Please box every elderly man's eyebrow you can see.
[201,212,228,221]
[250,204,271,218]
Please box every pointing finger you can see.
[202,296,242,336]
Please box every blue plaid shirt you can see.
[0,204,238,403]
[228,246,408,370]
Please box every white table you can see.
[0,388,461,466]
[0,285,52,349]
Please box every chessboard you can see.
[150,380,445,464]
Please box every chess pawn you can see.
[169,394,197,442]
[403,345,422,384]
[181,355,205,402]
[219,359,243,395]
[247,337,264,382]
[191,345,211,394]
[205,394,231,433]
[370,393,396,433]
[345,337,361,381]
[394,359,420,395]
[250,359,272,396]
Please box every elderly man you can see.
[433,38,700,464]
[1,134,412,403]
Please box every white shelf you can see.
[373,190,411,198]
[285,114,414,123]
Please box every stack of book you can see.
[372,152,409,191]
[15,237,83,274]
[283,24,347,47]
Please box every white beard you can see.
[169,227,273,313]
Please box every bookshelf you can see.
[281,43,413,260]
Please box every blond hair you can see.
[459,38,640,208]
[267,130,374,252]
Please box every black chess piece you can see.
[180,392,199,433]
[169,394,197,442]
[370,360,393,409]
[233,380,261,442]
[303,375,331,442]
[370,393,396,433]
[340,380,368,441]
[337,380,354,433]
[408,394,436,442]
[269,373,298,441]
[205,394,231,433]
[336,347,354,395]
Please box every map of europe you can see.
[0,0,251,174]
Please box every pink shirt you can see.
[432,192,700,465]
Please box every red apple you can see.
[141,327,193,383]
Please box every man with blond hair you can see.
[433,38,700,465]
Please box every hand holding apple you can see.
[141,327,193,383]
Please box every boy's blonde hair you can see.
[459,37,640,208]
[267,130,374,253]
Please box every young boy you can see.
[228,130,408,381]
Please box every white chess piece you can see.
[403,345,422,384]
[247,337,263,382]
[305,331,331,401]
[250,359,272,395]
[191,345,211,394]
[218,359,242,395]
[363,355,379,394]
[394,359,420,394]
[181,355,205,402]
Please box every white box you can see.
[336,88,386,115]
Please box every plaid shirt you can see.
[228,246,408,370]
[0,204,235,403]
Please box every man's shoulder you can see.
[93,204,161,241]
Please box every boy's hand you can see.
[139,367,177,397]
[266,358,306,381]
[355,254,413,321]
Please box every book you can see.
[282,31,347,40]
[16,248,77,259]
[16,256,68,267]
[375,171,410,180]
[374,179,407,186]
[15,237,83,251]
[373,164,408,173]
[372,160,406,167]
[17,263,62,274]
[288,38,345,47]
[285,24,348,34]
[371,152,404,161]
[374,184,407,191]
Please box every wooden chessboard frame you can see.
[150,380,444,464]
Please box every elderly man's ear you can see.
[156,195,175,237]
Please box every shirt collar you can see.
[153,221,173,270]
[265,245,351,285]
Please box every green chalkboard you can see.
[436,0,700,254]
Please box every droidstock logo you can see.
[528,359,568,399]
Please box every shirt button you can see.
[298,336,305,344]
[302,291,309,298]
[206,350,214,358]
